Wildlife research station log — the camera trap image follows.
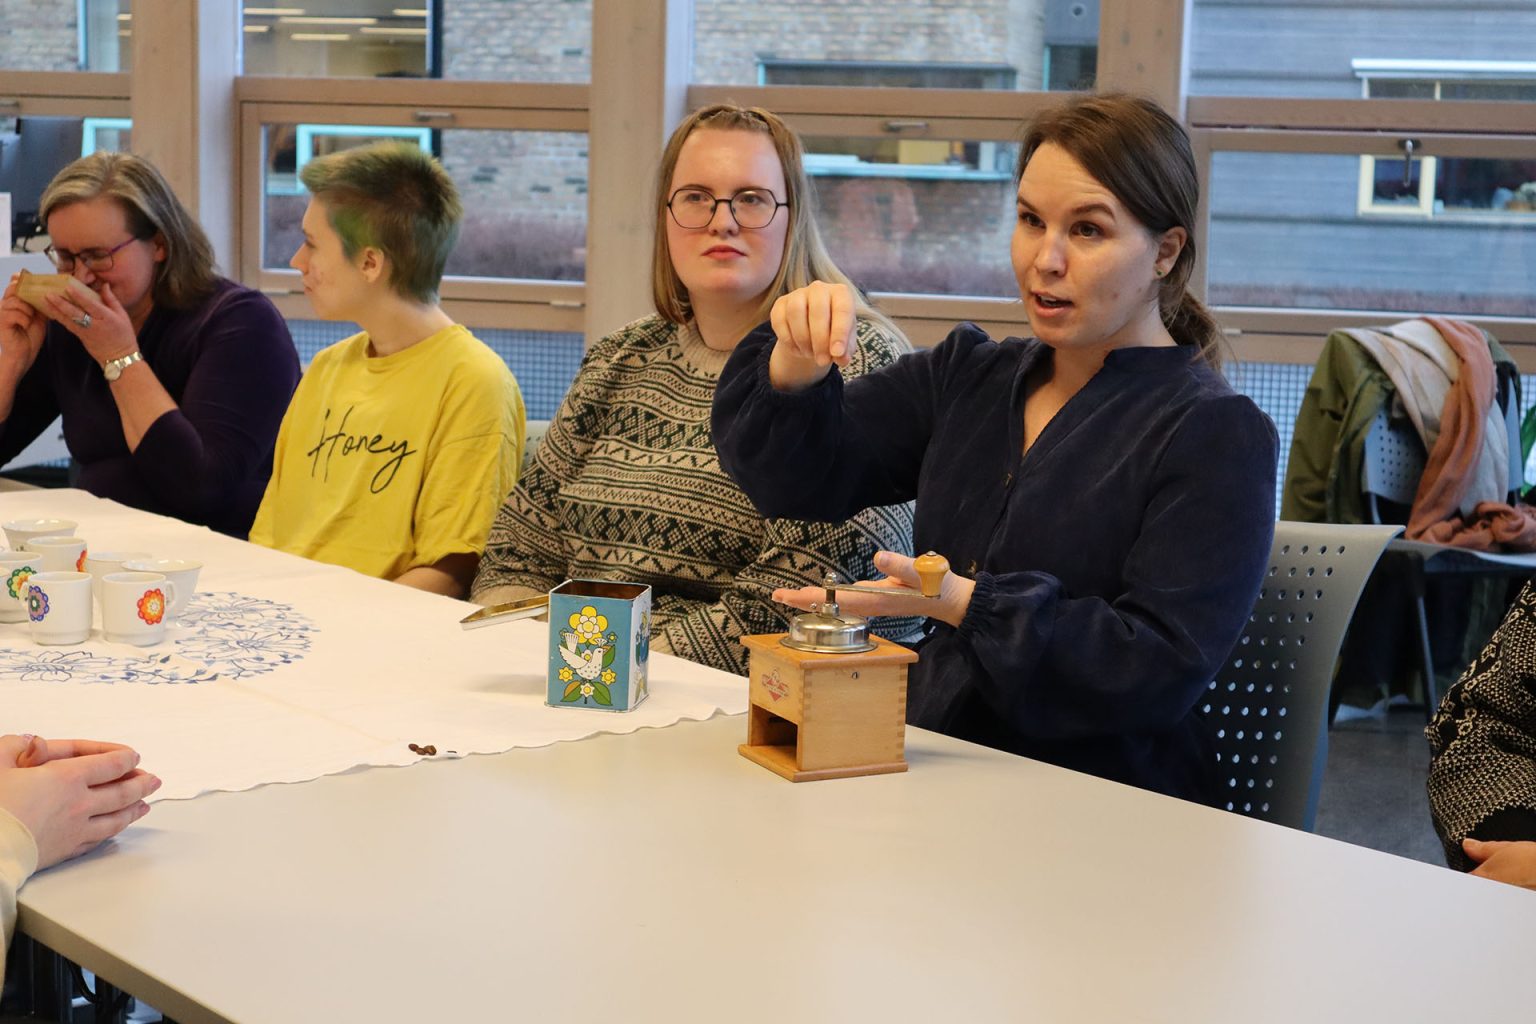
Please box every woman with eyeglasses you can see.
[470,103,916,675]
[0,152,299,538]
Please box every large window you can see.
[1190,5,1536,99]
[257,121,587,282]
[1206,145,1536,320]
[241,0,592,82]
[694,0,1096,90]
[807,134,1017,298]
[0,114,131,246]
[0,0,130,72]
[687,0,1096,325]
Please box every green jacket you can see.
[1281,328,1517,524]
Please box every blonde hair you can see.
[651,103,903,342]
[40,151,218,310]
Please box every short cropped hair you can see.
[40,151,218,310]
[300,142,462,304]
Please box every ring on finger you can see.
[73,312,92,329]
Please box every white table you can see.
[6,494,1534,1022]
[1,489,747,801]
[16,716,1535,1023]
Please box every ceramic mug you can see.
[24,571,93,646]
[0,551,42,624]
[100,571,178,647]
[86,550,152,604]
[24,535,89,573]
[123,558,200,619]
[1,518,77,551]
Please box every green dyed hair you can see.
[299,142,462,304]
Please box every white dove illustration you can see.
[559,631,607,680]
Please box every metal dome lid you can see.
[780,574,877,654]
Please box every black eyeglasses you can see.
[667,188,788,230]
[43,236,139,273]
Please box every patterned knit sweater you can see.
[470,314,916,675]
[1427,580,1536,868]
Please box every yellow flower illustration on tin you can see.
[558,666,573,682]
[568,605,608,644]
[580,682,595,698]
[601,668,615,685]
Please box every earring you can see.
[1154,267,1166,278]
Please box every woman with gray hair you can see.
[0,152,299,538]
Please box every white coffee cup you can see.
[23,571,93,646]
[123,558,200,619]
[25,535,89,574]
[86,550,151,604]
[0,551,43,624]
[100,571,178,647]
[2,518,77,551]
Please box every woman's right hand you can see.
[768,280,857,392]
[0,273,49,378]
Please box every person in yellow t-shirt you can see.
[249,143,525,597]
[2,734,159,992]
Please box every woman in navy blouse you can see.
[713,94,1278,803]
[0,153,299,538]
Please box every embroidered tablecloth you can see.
[0,489,748,800]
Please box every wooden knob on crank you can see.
[912,551,949,598]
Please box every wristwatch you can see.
[101,350,144,382]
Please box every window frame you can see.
[1189,112,1536,369]
[235,75,588,332]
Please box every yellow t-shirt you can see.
[250,324,525,579]
[1,806,39,993]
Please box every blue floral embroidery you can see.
[0,649,121,683]
[174,592,317,679]
[0,591,315,685]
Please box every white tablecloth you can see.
[0,489,748,800]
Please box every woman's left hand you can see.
[43,279,138,365]
[772,550,975,628]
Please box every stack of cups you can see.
[2,518,202,647]
[3,519,84,638]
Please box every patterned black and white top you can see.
[1427,581,1536,868]
[470,314,916,675]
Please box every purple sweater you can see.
[0,279,300,538]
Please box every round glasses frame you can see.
[43,236,139,273]
[667,188,788,230]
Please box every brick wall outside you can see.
[438,0,1037,295]
[0,0,81,71]
[693,0,1043,85]
[443,0,592,84]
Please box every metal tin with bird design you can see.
[547,579,652,711]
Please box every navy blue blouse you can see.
[713,323,1278,803]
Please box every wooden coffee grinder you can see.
[738,552,948,782]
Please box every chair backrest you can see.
[1360,376,1524,522]
[521,418,551,477]
[1361,408,1425,516]
[1204,521,1400,831]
